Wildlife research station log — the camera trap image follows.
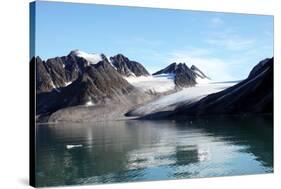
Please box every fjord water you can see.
[36,115,273,187]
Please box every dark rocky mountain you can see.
[153,62,208,88]
[34,50,153,117]
[172,57,273,116]
[191,65,211,80]
[36,58,138,115]
[44,57,68,88]
[36,52,150,93]
[33,56,54,93]
[110,54,150,77]
[34,52,89,93]
[153,62,183,75]
[61,50,89,81]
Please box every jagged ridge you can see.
[33,52,145,116]
[153,62,210,88]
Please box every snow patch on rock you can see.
[71,50,103,65]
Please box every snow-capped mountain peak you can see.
[69,50,103,65]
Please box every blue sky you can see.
[34,1,273,81]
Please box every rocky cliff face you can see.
[34,52,89,93]
[174,63,197,88]
[33,56,54,93]
[190,65,211,80]
[110,54,150,77]
[44,57,68,88]
[153,62,209,88]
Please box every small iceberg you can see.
[66,144,83,149]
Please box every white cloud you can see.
[205,30,256,51]
[206,37,255,51]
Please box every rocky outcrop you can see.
[153,63,205,88]
[33,56,54,93]
[190,65,211,80]
[44,57,68,88]
[174,64,197,88]
[35,53,88,93]
[110,54,150,77]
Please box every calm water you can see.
[36,115,273,187]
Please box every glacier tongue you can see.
[125,74,176,93]
[127,81,237,116]
[196,77,212,84]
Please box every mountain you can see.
[44,57,69,88]
[153,62,210,88]
[170,57,273,117]
[190,65,211,80]
[34,50,151,116]
[34,50,90,93]
[110,54,150,77]
[33,56,55,93]
[36,59,137,115]
[35,50,151,93]
[34,50,273,122]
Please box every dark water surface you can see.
[35,115,273,187]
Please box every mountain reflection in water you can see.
[36,115,273,187]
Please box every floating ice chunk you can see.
[66,144,83,149]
